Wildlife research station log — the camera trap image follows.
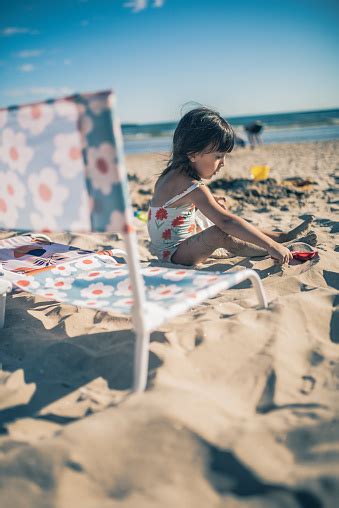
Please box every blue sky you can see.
[0,0,338,123]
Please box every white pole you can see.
[109,91,150,392]
[235,269,268,309]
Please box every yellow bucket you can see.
[251,165,271,181]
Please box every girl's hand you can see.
[269,243,293,265]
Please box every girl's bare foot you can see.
[276,215,315,243]
[210,247,230,259]
[288,230,318,248]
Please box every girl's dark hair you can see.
[161,106,234,179]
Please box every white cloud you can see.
[19,63,35,72]
[1,27,39,36]
[15,50,43,58]
[4,87,73,99]
[29,87,73,96]
[124,0,165,12]
[63,59,72,65]
[124,0,146,11]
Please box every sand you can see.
[0,140,338,507]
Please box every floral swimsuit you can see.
[147,182,204,261]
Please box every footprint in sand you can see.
[300,375,316,395]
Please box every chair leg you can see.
[238,269,268,308]
[133,328,151,393]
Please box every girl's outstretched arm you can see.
[191,185,293,264]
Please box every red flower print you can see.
[0,198,7,213]
[162,250,171,260]
[162,229,171,240]
[155,207,168,221]
[89,271,100,277]
[148,208,152,221]
[171,215,184,228]
[9,147,19,161]
[188,224,196,234]
[17,279,30,287]
[123,223,134,234]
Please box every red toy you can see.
[291,250,318,261]
[271,242,318,263]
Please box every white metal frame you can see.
[0,232,268,392]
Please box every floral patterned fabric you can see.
[9,254,244,331]
[0,235,93,274]
[0,91,132,233]
[147,203,198,261]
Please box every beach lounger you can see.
[0,90,268,392]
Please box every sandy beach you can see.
[0,140,338,507]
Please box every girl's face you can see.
[189,150,226,179]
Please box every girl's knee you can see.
[209,225,229,241]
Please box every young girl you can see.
[147,107,312,266]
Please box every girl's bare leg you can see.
[172,225,267,266]
[172,216,316,266]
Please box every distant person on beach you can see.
[147,107,313,265]
[234,134,246,147]
[244,120,264,148]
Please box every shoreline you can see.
[123,124,339,154]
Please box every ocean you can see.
[122,108,339,154]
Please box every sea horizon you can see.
[122,107,339,154]
[122,106,339,129]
